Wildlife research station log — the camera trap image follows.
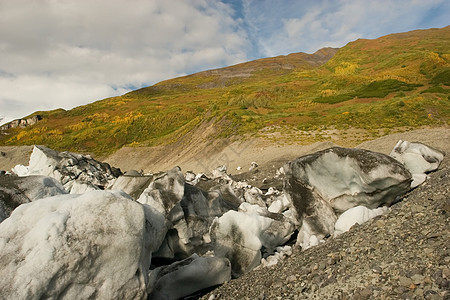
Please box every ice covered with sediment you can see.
[291,148,411,212]
[283,147,411,249]
[11,175,66,201]
[147,254,231,300]
[1,140,442,298]
[137,167,185,216]
[390,140,444,188]
[210,202,295,277]
[334,205,389,237]
[138,167,232,259]
[0,190,160,299]
[11,145,121,193]
[0,175,67,222]
[243,186,266,207]
[211,165,229,179]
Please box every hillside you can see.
[0,26,449,158]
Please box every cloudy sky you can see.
[1,0,449,124]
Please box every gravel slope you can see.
[202,156,449,300]
[104,127,449,174]
[0,146,33,171]
[2,128,447,175]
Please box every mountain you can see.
[0,26,449,157]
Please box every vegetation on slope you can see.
[1,26,449,156]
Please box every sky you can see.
[1,0,449,125]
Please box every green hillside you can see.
[1,26,449,156]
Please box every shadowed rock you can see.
[147,254,231,300]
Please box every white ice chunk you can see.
[11,164,29,176]
[257,245,293,269]
[69,180,99,194]
[268,199,283,214]
[185,171,196,182]
[390,140,444,188]
[268,193,290,213]
[334,205,389,237]
[0,190,161,299]
[265,187,278,196]
[108,175,152,199]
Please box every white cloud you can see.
[0,75,130,122]
[0,0,250,124]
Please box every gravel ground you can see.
[202,155,450,300]
[105,127,449,174]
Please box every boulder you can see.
[0,174,67,222]
[0,190,164,299]
[283,147,412,247]
[390,140,445,188]
[147,254,231,300]
[12,146,122,193]
[210,202,295,277]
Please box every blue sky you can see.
[0,0,449,124]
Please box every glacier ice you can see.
[390,140,444,188]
